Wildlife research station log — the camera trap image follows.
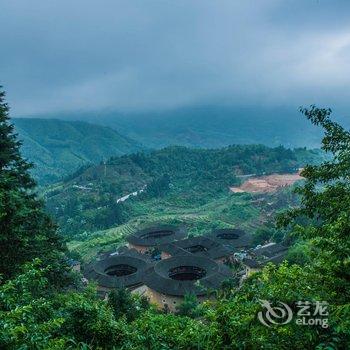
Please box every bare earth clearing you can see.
[230,173,303,193]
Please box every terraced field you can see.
[69,192,265,262]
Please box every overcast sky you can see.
[1,0,350,116]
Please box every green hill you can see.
[44,145,323,241]
[13,118,144,184]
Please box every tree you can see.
[144,173,171,198]
[252,224,284,245]
[0,260,126,349]
[108,288,150,322]
[285,241,312,266]
[125,312,218,349]
[108,288,140,322]
[214,263,332,349]
[278,106,350,297]
[0,87,69,284]
[175,293,202,318]
[277,106,350,347]
[62,287,126,348]
[0,260,67,349]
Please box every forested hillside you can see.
[13,118,143,184]
[44,145,322,241]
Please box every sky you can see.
[1,0,350,116]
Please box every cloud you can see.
[1,0,350,115]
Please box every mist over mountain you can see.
[22,105,349,149]
[13,118,143,184]
[96,106,324,149]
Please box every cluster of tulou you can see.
[82,224,291,312]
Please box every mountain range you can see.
[13,118,143,184]
[15,105,348,183]
[28,105,348,149]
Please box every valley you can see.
[3,100,349,349]
[39,144,323,262]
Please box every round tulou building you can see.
[158,236,233,262]
[126,225,187,253]
[207,228,253,249]
[143,255,232,312]
[83,249,152,297]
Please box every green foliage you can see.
[107,288,149,322]
[60,288,126,348]
[142,173,171,198]
[218,274,242,298]
[125,312,221,350]
[214,262,334,349]
[13,118,143,184]
[252,224,284,245]
[0,88,69,284]
[278,106,350,297]
[0,261,127,349]
[286,240,312,266]
[277,106,350,347]
[1,260,340,350]
[175,293,202,318]
[0,261,218,350]
[0,260,67,349]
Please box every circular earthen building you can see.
[127,225,187,253]
[207,228,253,249]
[83,253,152,296]
[143,255,232,311]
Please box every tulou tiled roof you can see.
[206,228,253,249]
[242,258,261,269]
[83,250,153,289]
[243,242,289,269]
[158,236,233,260]
[143,255,232,297]
[127,225,187,247]
[253,242,288,258]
